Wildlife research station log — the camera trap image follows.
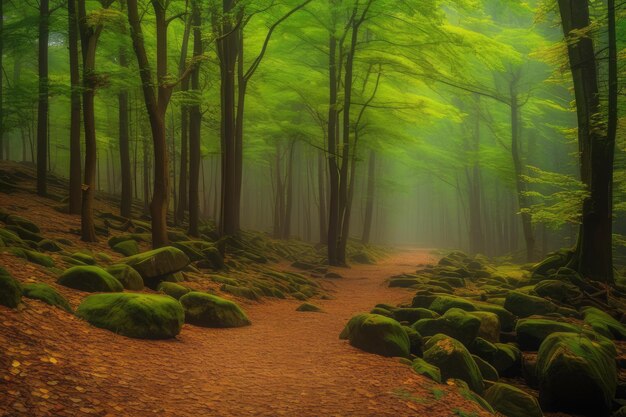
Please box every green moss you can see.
[22,283,72,313]
[220,283,261,300]
[77,293,184,339]
[0,228,24,245]
[0,267,21,308]
[484,383,542,417]
[411,357,441,383]
[340,313,410,358]
[57,266,124,292]
[504,291,557,318]
[6,225,43,242]
[515,318,581,351]
[106,264,144,291]
[413,308,481,347]
[392,307,439,324]
[157,282,191,300]
[180,292,251,328]
[12,248,55,267]
[471,354,498,381]
[582,306,626,340]
[491,343,521,376]
[123,246,189,279]
[467,311,500,343]
[112,240,139,256]
[210,275,239,286]
[296,302,322,312]
[38,239,63,252]
[6,215,40,233]
[472,301,517,332]
[71,252,96,265]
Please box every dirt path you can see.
[0,250,493,417]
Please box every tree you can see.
[36,0,50,196]
[68,0,82,214]
[188,0,203,237]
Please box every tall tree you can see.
[68,0,82,214]
[36,0,50,196]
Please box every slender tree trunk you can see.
[282,139,295,239]
[467,95,484,254]
[273,146,284,238]
[362,149,376,244]
[0,0,4,161]
[68,0,82,214]
[327,18,340,265]
[318,150,328,244]
[187,0,202,237]
[176,13,192,225]
[558,0,614,284]
[118,33,132,218]
[36,0,49,196]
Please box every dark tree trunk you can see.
[362,149,376,245]
[68,0,82,214]
[36,0,49,196]
[176,13,192,225]
[317,150,328,244]
[0,0,4,160]
[326,22,340,265]
[118,33,132,218]
[282,140,295,239]
[558,0,614,284]
[187,0,202,237]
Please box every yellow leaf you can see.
[11,360,20,368]
[49,357,58,364]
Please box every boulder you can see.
[77,293,184,339]
[534,279,581,303]
[6,225,43,242]
[296,302,322,312]
[12,248,55,267]
[157,282,190,300]
[504,291,557,318]
[123,246,189,279]
[515,318,581,351]
[0,228,25,246]
[21,283,72,313]
[468,311,500,343]
[473,301,517,332]
[112,240,139,257]
[340,313,410,357]
[5,215,40,233]
[411,357,441,383]
[0,267,21,308]
[422,334,484,394]
[37,239,63,252]
[180,292,250,328]
[71,252,96,265]
[491,343,521,376]
[472,354,499,381]
[57,266,123,292]
[106,264,144,291]
[413,308,481,347]
[536,332,617,416]
[469,337,498,362]
[392,307,439,324]
[403,325,423,356]
[484,382,543,417]
[582,307,626,340]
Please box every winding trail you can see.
[0,250,493,417]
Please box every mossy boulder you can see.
[123,246,189,279]
[484,382,543,417]
[340,313,410,357]
[392,307,439,323]
[106,264,144,291]
[0,228,25,246]
[469,337,499,362]
[21,283,72,313]
[296,302,322,312]
[582,307,626,340]
[413,293,477,315]
[534,279,582,303]
[0,267,21,308]
[37,239,63,252]
[413,308,481,347]
[468,311,500,343]
[77,293,184,339]
[57,266,123,292]
[112,239,139,257]
[180,292,250,328]
[403,325,423,356]
[536,332,616,416]
[515,318,581,351]
[491,343,522,376]
[220,284,261,301]
[411,357,441,383]
[504,291,558,318]
[6,215,40,233]
[71,252,96,265]
[6,225,43,242]
[422,333,484,394]
[12,248,55,267]
[474,301,517,332]
[472,354,499,381]
[157,282,190,300]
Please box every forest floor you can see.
[0,163,494,417]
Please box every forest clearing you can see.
[0,0,625,416]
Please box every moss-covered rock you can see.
[515,318,581,351]
[180,292,250,328]
[340,313,410,357]
[21,283,72,313]
[534,279,582,303]
[411,357,441,383]
[0,267,21,308]
[296,302,322,312]
[123,246,189,279]
[220,283,261,301]
[491,343,521,376]
[77,293,184,339]
[0,227,25,246]
[469,337,498,362]
[112,239,139,257]
[12,248,55,267]
[392,307,439,324]
[447,379,494,413]
[504,291,557,318]
[473,301,517,332]
[71,252,96,265]
[6,225,43,242]
[472,354,499,382]
[413,308,481,347]
[57,266,123,292]
[106,264,144,291]
[582,307,626,340]
[5,215,40,233]
[413,293,477,314]
[403,325,423,356]
[536,332,616,416]
[157,282,190,300]
[422,333,484,394]
[484,382,543,417]
[37,239,63,252]
[468,311,500,343]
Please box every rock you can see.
[484,382,543,417]
[536,332,617,416]
[6,225,43,242]
[411,357,441,383]
[57,266,124,292]
[392,307,439,323]
[296,302,322,312]
[0,228,25,246]
[531,251,570,277]
[0,267,21,308]
[582,307,626,340]
[112,240,139,257]
[515,318,581,351]
[504,291,558,318]
[22,283,72,313]
[412,292,477,314]
[37,239,63,252]
[472,354,499,381]
[123,246,189,279]
[106,264,144,291]
[71,252,96,265]
[350,251,374,264]
[340,313,410,357]
[468,311,500,343]
[413,308,481,347]
[474,301,517,332]
[201,246,224,269]
[5,215,40,233]
[11,248,55,267]
[447,378,494,413]
[534,279,582,303]
[403,326,423,356]
[389,277,421,288]
[180,292,251,328]
[157,282,190,300]
[77,293,184,339]
[220,284,261,301]
[370,306,394,317]
[491,343,521,376]
[422,333,484,394]
[469,337,498,362]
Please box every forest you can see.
[0,0,625,416]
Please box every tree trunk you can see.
[362,149,375,244]
[282,140,295,239]
[0,0,4,160]
[326,20,340,265]
[118,35,132,218]
[317,150,328,244]
[176,13,192,225]
[68,0,82,214]
[558,0,614,284]
[36,0,49,196]
[187,0,202,237]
